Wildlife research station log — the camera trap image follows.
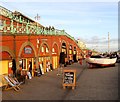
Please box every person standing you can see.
[46,61,49,72]
[79,55,83,65]
[28,61,32,76]
[12,59,16,77]
[57,52,65,76]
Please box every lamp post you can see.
[34,14,40,69]
[35,14,40,34]
[108,32,110,53]
[35,14,40,21]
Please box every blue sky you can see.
[0,1,118,52]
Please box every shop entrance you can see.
[19,58,34,74]
[39,56,51,73]
[69,45,73,64]
[73,47,77,62]
[19,45,36,76]
[0,51,14,87]
[52,44,58,69]
[52,56,58,69]
[0,51,13,75]
[39,43,51,73]
[60,42,67,66]
[59,52,65,65]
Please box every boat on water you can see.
[85,55,117,67]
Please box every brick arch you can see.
[74,46,76,50]
[59,40,68,55]
[18,41,37,58]
[73,46,77,54]
[1,46,15,58]
[72,45,76,51]
[60,40,67,53]
[61,40,67,46]
[38,41,50,56]
[69,44,73,54]
[52,42,59,54]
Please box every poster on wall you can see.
[24,47,32,54]
[9,62,12,68]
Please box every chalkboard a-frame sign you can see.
[63,70,76,90]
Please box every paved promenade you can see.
[2,60,119,101]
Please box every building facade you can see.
[0,6,85,78]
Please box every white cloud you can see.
[78,36,118,52]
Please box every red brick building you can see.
[0,6,84,78]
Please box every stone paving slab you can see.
[2,61,119,101]
[65,64,118,100]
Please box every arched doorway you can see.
[0,46,15,75]
[19,45,36,76]
[0,51,13,75]
[38,42,50,74]
[52,43,59,69]
[68,45,73,64]
[0,47,15,87]
[73,46,77,62]
[59,42,67,66]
